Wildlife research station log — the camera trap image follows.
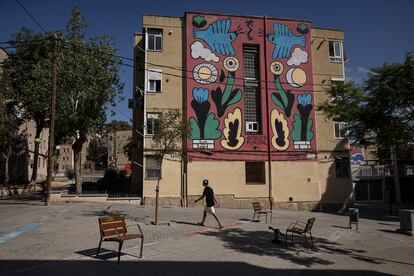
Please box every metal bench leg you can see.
[97,238,102,257]
[310,232,314,247]
[117,241,123,264]
[139,237,144,258]
[285,230,288,245]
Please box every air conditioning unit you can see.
[246,121,259,132]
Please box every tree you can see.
[150,109,187,225]
[318,52,414,204]
[55,7,123,194]
[318,52,414,158]
[105,120,131,132]
[0,92,17,185]
[2,29,54,184]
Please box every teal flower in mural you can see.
[192,88,209,103]
[298,93,312,106]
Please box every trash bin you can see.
[349,208,359,230]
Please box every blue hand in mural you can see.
[267,23,305,59]
[194,18,239,56]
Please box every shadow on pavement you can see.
[0,260,394,276]
[200,227,414,268]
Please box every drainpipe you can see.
[143,27,148,198]
[263,15,273,210]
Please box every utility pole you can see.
[45,34,57,206]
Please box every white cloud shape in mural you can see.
[191,41,219,62]
[287,47,308,66]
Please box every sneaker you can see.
[218,225,224,229]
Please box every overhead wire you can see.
[15,0,47,33]
[0,37,367,91]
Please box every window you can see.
[335,156,350,177]
[243,45,261,133]
[146,113,161,135]
[329,41,342,63]
[145,156,161,179]
[245,162,266,184]
[147,29,163,51]
[147,69,162,92]
[333,122,348,139]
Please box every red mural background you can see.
[185,12,316,161]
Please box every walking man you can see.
[194,179,223,229]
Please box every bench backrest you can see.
[304,217,315,233]
[252,202,263,212]
[98,216,127,238]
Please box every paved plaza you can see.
[0,194,413,275]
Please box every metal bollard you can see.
[349,208,359,230]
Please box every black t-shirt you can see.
[203,186,215,207]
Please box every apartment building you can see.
[132,12,352,210]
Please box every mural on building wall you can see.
[211,57,242,117]
[291,93,314,149]
[186,13,316,159]
[193,18,242,56]
[221,108,245,150]
[189,88,221,150]
[271,109,289,151]
[245,20,255,41]
[267,23,305,59]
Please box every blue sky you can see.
[1,0,413,123]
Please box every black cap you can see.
[202,179,209,185]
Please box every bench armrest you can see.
[127,223,144,236]
[287,220,306,230]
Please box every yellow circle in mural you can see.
[193,63,218,84]
[286,67,306,88]
[270,61,283,75]
[223,56,240,72]
[198,66,212,80]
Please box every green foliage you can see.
[105,120,131,132]
[65,168,75,180]
[55,7,124,145]
[317,52,414,159]
[86,138,107,164]
[151,109,187,164]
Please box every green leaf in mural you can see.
[306,118,314,141]
[227,89,242,106]
[192,15,207,28]
[189,117,201,140]
[271,93,285,111]
[291,114,301,141]
[204,113,221,139]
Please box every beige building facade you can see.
[132,13,352,210]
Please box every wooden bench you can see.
[97,216,144,263]
[252,202,272,224]
[285,217,315,247]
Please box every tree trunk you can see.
[72,134,86,195]
[1,147,11,186]
[4,147,10,186]
[30,120,44,185]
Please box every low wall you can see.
[144,194,347,211]
[0,184,40,197]
[50,192,141,205]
